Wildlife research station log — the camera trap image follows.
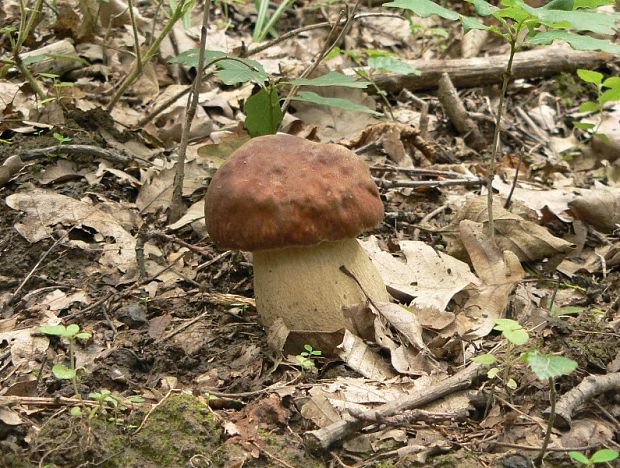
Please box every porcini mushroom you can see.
[204,134,389,332]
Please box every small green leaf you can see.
[23,55,47,66]
[568,451,590,464]
[507,378,518,390]
[367,56,420,75]
[472,354,497,365]
[127,396,145,403]
[522,350,578,380]
[465,0,498,16]
[600,87,620,103]
[290,71,370,88]
[75,332,92,341]
[70,406,83,417]
[528,31,620,55]
[578,101,599,112]
[244,87,283,137]
[602,77,620,88]
[40,325,68,336]
[573,121,596,130]
[590,449,619,463]
[52,364,76,380]
[168,49,226,68]
[542,0,575,10]
[383,0,460,19]
[574,0,614,7]
[494,319,529,346]
[65,324,80,336]
[577,69,604,85]
[215,58,268,85]
[291,91,380,115]
[553,305,586,316]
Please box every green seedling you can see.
[296,344,322,370]
[573,69,620,140]
[53,132,72,144]
[569,449,619,466]
[40,324,92,403]
[521,350,578,465]
[472,318,529,390]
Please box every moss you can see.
[117,393,223,467]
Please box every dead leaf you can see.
[446,196,575,262]
[336,330,396,380]
[362,237,478,329]
[6,189,137,273]
[569,186,620,233]
[455,220,525,339]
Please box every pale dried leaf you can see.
[447,196,574,262]
[6,189,136,273]
[569,186,620,233]
[455,220,525,339]
[336,330,396,380]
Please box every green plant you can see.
[253,0,295,42]
[521,350,578,465]
[296,344,322,370]
[169,51,378,136]
[40,324,92,402]
[326,47,420,119]
[573,69,620,139]
[472,318,529,390]
[38,73,76,107]
[569,449,620,466]
[52,132,72,144]
[383,0,620,242]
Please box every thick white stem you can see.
[253,239,389,332]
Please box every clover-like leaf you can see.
[522,350,577,380]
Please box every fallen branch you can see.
[544,372,620,430]
[372,47,610,92]
[303,363,485,451]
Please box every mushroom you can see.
[204,134,389,333]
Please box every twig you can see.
[10,232,68,304]
[491,442,597,452]
[438,72,486,151]
[169,0,211,223]
[544,372,620,430]
[370,166,470,178]
[412,204,447,241]
[348,407,469,425]
[303,363,486,451]
[242,13,404,57]
[281,1,362,114]
[133,388,175,435]
[18,144,151,166]
[375,177,484,189]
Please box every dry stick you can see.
[370,166,469,179]
[106,0,189,111]
[168,1,211,223]
[437,72,486,151]
[127,0,143,72]
[535,376,557,466]
[412,204,448,241]
[242,13,404,58]
[303,363,486,451]
[281,1,362,114]
[375,177,484,189]
[486,31,519,245]
[543,372,620,431]
[373,47,611,93]
[18,144,152,166]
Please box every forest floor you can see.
[1,0,619,467]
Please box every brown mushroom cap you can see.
[205,134,384,251]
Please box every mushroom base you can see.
[253,238,389,332]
